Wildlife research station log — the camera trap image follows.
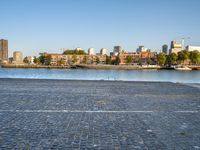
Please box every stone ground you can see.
[0,78,200,150]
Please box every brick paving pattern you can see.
[0,79,200,149]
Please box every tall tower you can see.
[162,44,168,54]
[0,39,8,62]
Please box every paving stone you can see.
[0,79,200,149]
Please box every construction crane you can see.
[181,37,190,50]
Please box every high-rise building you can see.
[162,45,168,54]
[13,51,23,64]
[0,39,8,62]
[113,46,123,56]
[186,45,200,52]
[88,48,95,55]
[169,40,182,54]
[100,48,107,55]
[137,46,148,52]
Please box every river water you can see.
[0,68,200,83]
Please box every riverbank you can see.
[1,64,200,70]
[1,64,70,69]
[0,78,200,149]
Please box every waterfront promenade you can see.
[0,79,200,149]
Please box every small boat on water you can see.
[174,66,192,71]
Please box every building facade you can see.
[88,48,95,55]
[0,39,8,63]
[169,40,182,54]
[162,44,168,54]
[186,45,200,52]
[13,51,23,64]
[100,48,107,55]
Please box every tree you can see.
[82,56,88,64]
[168,52,177,66]
[59,58,65,66]
[23,57,29,64]
[46,55,52,65]
[72,55,78,64]
[39,55,45,64]
[115,56,120,65]
[189,50,200,64]
[34,58,40,64]
[157,52,166,66]
[147,58,153,65]
[106,56,111,64]
[138,58,143,66]
[125,55,132,64]
[178,50,189,64]
[63,50,86,55]
[96,57,100,64]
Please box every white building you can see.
[88,48,95,55]
[186,46,200,52]
[27,56,35,64]
[100,48,107,55]
[75,47,82,51]
[169,41,182,54]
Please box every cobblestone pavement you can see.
[0,78,200,150]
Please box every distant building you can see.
[0,39,8,63]
[88,48,95,55]
[162,44,168,54]
[186,45,200,52]
[27,56,35,64]
[41,52,106,66]
[75,47,82,51]
[13,51,23,64]
[169,40,182,54]
[100,48,107,55]
[113,46,123,56]
[137,46,148,52]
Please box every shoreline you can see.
[1,64,200,70]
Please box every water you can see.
[0,68,200,83]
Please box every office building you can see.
[13,51,23,64]
[169,40,182,54]
[137,46,148,52]
[186,45,200,52]
[162,45,168,54]
[100,48,107,55]
[0,39,8,62]
[88,48,95,55]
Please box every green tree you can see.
[59,58,65,65]
[46,55,52,65]
[157,52,166,66]
[39,55,45,64]
[138,58,143,66]
[23,57,29,64]
[72,55,78,64]
[147,58,153,65]
[82,56,88,64]
[115,56,120,65]
[189,50,200,64]
[63,50,86,55]
[125,55,132,64]
[96,57,100,64]
[34,58,40,64]
[178,50,189,64]
[168,52,177,66]
[106,56,111,64]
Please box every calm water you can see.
[0,68,200,83]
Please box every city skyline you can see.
[0,0,200,57]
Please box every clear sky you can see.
[0,0,200,57]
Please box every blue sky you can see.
[0,0,200,57]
